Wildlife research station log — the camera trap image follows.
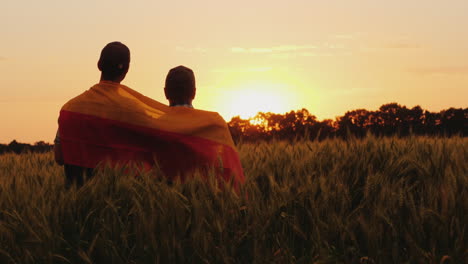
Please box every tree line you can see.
[0,140,53,154]
[1,102,466,154]
[228,102,467,142]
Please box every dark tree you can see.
[227,103,467,142]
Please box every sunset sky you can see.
[1,0,468,143]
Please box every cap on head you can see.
[165,66,196,104]
[98,41,130,80]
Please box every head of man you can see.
[97,42,130,83]
[164,66,196,106]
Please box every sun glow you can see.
[249,117,267,126]
[219,82,296,120]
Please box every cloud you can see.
[231,47,247,53]
[212,67,273,73]
[409,66,468,75]
[231,45,317,54]
[230,44,353,59]
[250,48,273,53]
[269,52,338,59]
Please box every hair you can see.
[165,66,196,103]
[98,42,130,80]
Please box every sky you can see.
[1,0,467,143]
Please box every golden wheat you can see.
[0,136,466,263]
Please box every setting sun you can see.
[214,81,297,120]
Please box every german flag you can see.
[58,81,245,188]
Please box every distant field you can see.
[0,136,467,264]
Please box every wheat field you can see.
[0,136,467,264]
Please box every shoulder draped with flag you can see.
[58,81,245,187]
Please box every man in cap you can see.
[54,41,130,187]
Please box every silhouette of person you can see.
[164,65,196,108]
[54,41,130,187]
[160,66,244,188]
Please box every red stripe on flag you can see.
[59,110,244,186]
